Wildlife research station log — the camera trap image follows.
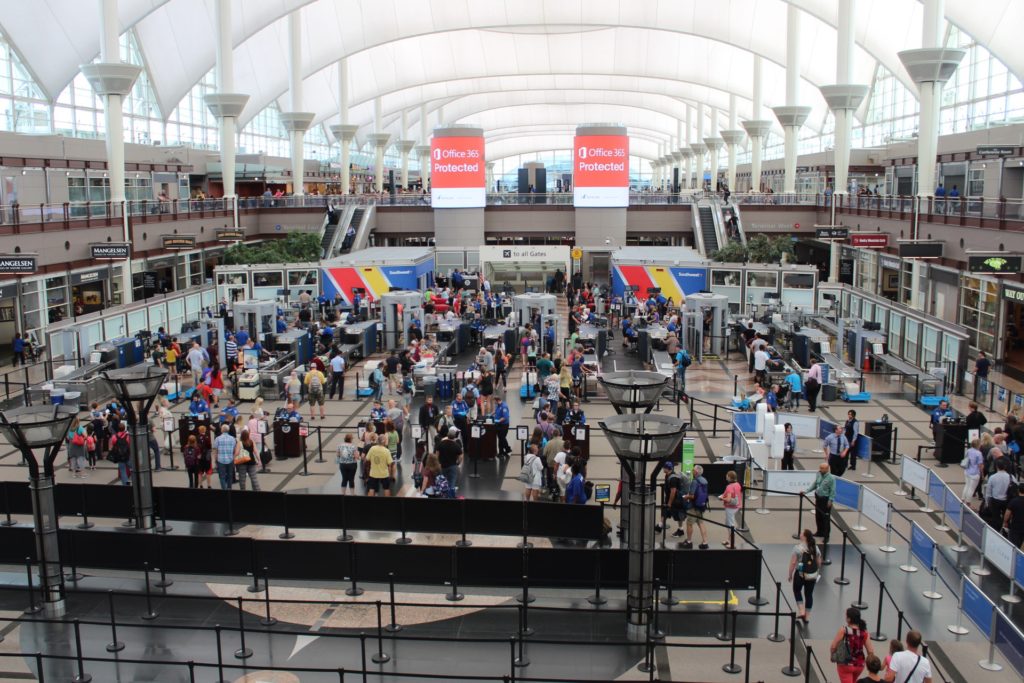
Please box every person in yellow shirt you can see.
[303,367,327,421]
[365,434,394,496]
[164,343,179,377]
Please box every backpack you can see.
[667,473,686,508]
[71,430,86,447]
[517,455,537,484]
[368,371,380,388]
[308,372,323,391]
[692,478,709,510]
[800,548,819,578]
[432,473,453,498]
[111,435,131,463]
[183,446,199,469]
[677,350,692,367]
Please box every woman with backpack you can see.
[830,607,874,683]
[195,425,213,489]
[788,529,822,625]
[233,429,260,491]
[66,418,88,478]
[109,424,132,485]
[519,444,544,501]
[183,435,201,488]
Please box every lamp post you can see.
[102,365,168,530]
[598,371,687,641]
[0,404,79,617]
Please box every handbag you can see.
[830,628,852,664]
[234,445,252,465]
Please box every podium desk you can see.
[273,420,307,459]
[178,416,211,448]
[469,421,498,461]
[562,423,591,459]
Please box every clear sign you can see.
[680,438,695,476]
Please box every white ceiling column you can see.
[742,56,772,193]
[329,58,357,195]
[279,10,315,196]
[368,97,391,194]
[773,5,812,194]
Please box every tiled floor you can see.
[0,334,1020,682]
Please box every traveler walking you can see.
[788,528,821,624]
[830,607,874,683]
[805,462,836,541]
[885,630,931,683]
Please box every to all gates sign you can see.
[430,136,485,209]
[573,135,629,208]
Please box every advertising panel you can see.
[850,233,888,248]
[0,255,37,274]
[573,134,629,207]
[430,136,485,208]
[91,244,130,260]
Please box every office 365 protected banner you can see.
[430,136,485,208]
[573,135,629,207]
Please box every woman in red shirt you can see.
[830,607,874,683]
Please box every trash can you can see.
[50,388,66,405]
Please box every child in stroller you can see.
[777,381,796,410]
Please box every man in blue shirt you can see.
[11,333,25,366]
[784,369,802,408]
[930,399,953,455]
[276,316,287,333]
[213,424,237,490]
[189,394,209,416]
[451,396,470,441]
[674,348,691,390]
[370,400,387,423]
[282,401,302,422]
[493,396,511,456]
[544,322,556,355]
[823,423,850,476]
[234,327,249,347]
[220,399,240,423]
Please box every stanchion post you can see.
[214,625,227,683]
[947,576,969,635]
[71,619,91,683]
[588,546,607,606]
[386,571,401,632]
[142,561,158,620]
[371,600,390,664]
[664,557,680,606]
[792,495,804,540]
[851,551,868,610]
[722,611,742,674]
[261,566,276,626]
[316,425,325,463]
[781,613,801,677]
[34,652,44,683]
[767,582,785,642]
[518,602,533,638]
[455,499,471,548]
[716,579,731,641]
[834,531,850,585]
[871,581,887,641]
[345,542,363,597]
[446,547,463,602]
[106,590,124,652]
[234,596,253,659]
[23,557,40,614]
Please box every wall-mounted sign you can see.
[0,255,37,275]
[215,228,245,242]
[573,134,629,207]
[1004,284,1024,303]
[850,233,888,249]
[838,258,855,285]
[430,136,485,208]
[91,243,130,260]
[162,235,196,250]
[71,269,109,285]
[976,145,1016,157]
[880,255,901,271]
[898,241,943,259]
[815,227,849,239]
[968,255,1022,275]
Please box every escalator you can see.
[698,204,719,255]
[320,205,343,258]
[339,208,364,254]
[719,201,746,245]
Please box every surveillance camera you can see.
[604,238,611,245]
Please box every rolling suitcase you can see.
[519,371,537,401]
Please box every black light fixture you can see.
[0,404,78,616]
[102,365,168,530]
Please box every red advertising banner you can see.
[430,136,485,208]
[573,134,629,207]
[850,233,889,249]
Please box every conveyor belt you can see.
[874,353,944,390]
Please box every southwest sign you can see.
[0,255,37,275]
[850,233,888,249]
[573,135,629,207]
[430,136,485,208]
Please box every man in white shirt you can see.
[886,630,931,683]
[329,353,346,400]
[186,342,206,388]
[753,347,770,385]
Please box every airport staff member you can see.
[823,423,850,477]
[930,399,954,457]
[804,461,836,541]
[493,396,511,457]
[844,410,860,472]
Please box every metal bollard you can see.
[234,596,253,659]
[214,625,227,683]
[716,580,732,641]
[722,611,742,674]
[588,547,607,606]
[261,566,277,626]
[23,557,40,614]
[833,531,850,585]
[371,600,390,664]
[142,562,159,620]
[851,551,869,610]
[345,543,363,597]
[767,581,785,642]
[71,619,92,683]
[871,581,887,642]
[386,572,401,632]
[106,590,124,652]
[781,614,801,677]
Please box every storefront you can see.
[70,268,109,315]
[1001,282,1024,376]
[958,274,1000,357]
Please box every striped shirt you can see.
[225,339,238,360]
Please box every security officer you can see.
[823,423,850,477]
[844,409,860,471]
[563,401,586,425]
